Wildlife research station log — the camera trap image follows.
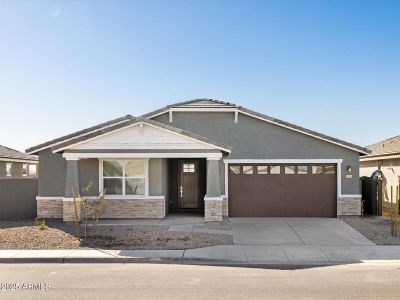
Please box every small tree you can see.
[72,183,106,240]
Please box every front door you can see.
[179,160,199,209]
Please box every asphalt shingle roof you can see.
[0,145,38,162]
[366,135,400,157]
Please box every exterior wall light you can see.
[346,166,352,173]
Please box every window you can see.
[312,166,323,175]
[257,165,268,174]
[229,166,241,174]
[22,164,28,177]
[243,166,253,174]
[325,165,336,175]
[270,165,281,174]
[102,160,147,196]
[28,165,37,177]
[6,163,12,177]
[285,166,296,174]
[297,166,308,174]
[183,163,195,173]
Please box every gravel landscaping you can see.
[341,216,400,245]
[0,219,232,250]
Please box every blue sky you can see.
[1,0,399,152]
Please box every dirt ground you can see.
[341,216,400,245]
[0,220,232,250]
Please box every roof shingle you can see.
[0,145,38,162]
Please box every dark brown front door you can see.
[179,161,199,209]
[228,163,337,217]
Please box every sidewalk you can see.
[2,245,400,265]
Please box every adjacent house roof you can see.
[143,98,370,155]
[360,135,400,161]
[50,116,232,154]
[0,145,38,163]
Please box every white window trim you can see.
[99,159,149,198]
[223,159,344,198]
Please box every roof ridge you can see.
[367,134,400,148]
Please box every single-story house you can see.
[360,135,400,208]
[26,99,369,222]
[0,145,38,178]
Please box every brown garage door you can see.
[228,163,337,217]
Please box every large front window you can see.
[102,159,147,196]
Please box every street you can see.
[0,262,399,299]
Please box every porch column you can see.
[204,158,223,222]
[63,159,80,221]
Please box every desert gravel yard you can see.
[341,216,400,245]
[0,219,232,250]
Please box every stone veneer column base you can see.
[204,197,223,222]
[222,198,229,217]
[37,198,63,219]
[337,195,362,216]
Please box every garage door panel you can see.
[228,163,337,217]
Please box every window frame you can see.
[99,159,149,198]
[5,163,12,177]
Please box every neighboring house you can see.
[0,145,38,178]
[360,135,400,208]
[26,99,369,222]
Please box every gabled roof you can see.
[26,115,132,154]
[360,135,400,160]
[50,116,232,154]
[0,145,38,163]
[143,99,370,155]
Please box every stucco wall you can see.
[38,149,66,197]
[79,158,99,196]
[153,111,361,194]
[361,159,400,204]
[149,158,169,213]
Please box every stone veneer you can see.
[337,196,362,216]
[204,199,223,222]
[222,198,229,217]
[37,199,63,218]
[62,198,165,221]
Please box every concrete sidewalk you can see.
[2,245,400,265]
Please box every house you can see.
[360,135,400,208]
[26,99,369,222]
[0,145,38,178]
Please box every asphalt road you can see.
[0,262,399,299]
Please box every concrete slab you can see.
[192,227,231,235]
[159,214,204,225]
[319,246,400,262]
[168,224,194,232]
[184,245,247,262]
[230,218,303,245]
[66,250,116,258]
[0,250,27,258]
[281,245,330,263]
[96,219,161,226]
[285,218,375,246]
[242,246,289,263]
[12,250,74,258]
[118,250,184,259]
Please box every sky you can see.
[0,0,399,152]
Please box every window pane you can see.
[103,160,123,177]
[125,160,145,177]
[6,163,12,177]
[312,166,323,175]
[229,166,241,174]
[285,166,295,174]
[22,164,28,177]
[325,165,336,174]
[297,166,308,174]
[28,165,37,177]
[243,166,253,174]
[270,166,281,174]
[257,166,268,174]
[183,163,195,173]
[104,178,123,195]
[126,178,145,195]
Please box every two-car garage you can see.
[228,163,337,217]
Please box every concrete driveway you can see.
[229,218,375,246]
